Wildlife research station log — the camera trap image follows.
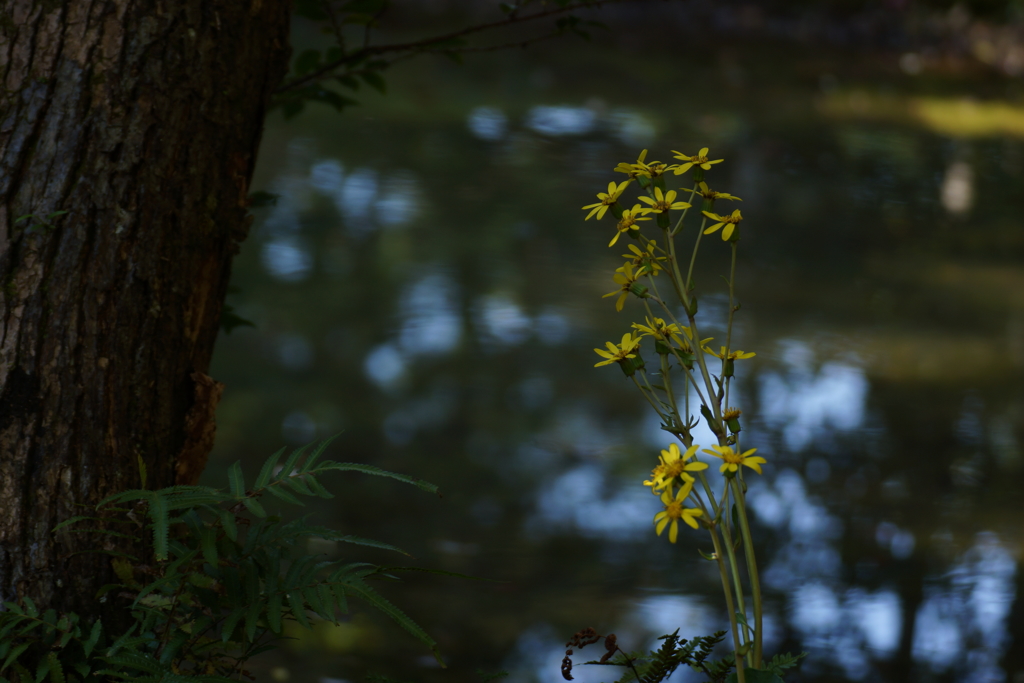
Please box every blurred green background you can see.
[208,3,1024,681]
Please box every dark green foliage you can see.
[4,437,443,681]
[579,630,728,683]
[566,628,803,683]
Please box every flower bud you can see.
[723,358,735,377]
[610,203,625,220]
[654,340,672,355]
[684,295,698,317]
[656,211,670,229]
[692,167,705,183]
[726,415,742,433]
[702,197,714,213]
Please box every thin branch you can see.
[276,0,634,94]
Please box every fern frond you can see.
[344,579,444,667]
[311,462,440,495]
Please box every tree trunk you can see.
[0,0,290,616]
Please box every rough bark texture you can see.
[0,0,291,615]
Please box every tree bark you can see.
[0,0,290,616]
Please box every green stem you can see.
[731,477,763,668]
[718,484,753,667]
[710,526,746,683]
[724,241,738,411]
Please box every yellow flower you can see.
[602,263,646,312]
[695,181,742,203]
[582,180,631,221]
[614,149,671,179]
[701,209,743,240]
[703,346,756,361]
[632,316,685,345]
[672,147,724,174]
[620,242,666,276]
[637,187,691,214]
[643,443,709,494]
[654,482,703,543]
[593,332,642,367]
[701,444,766,475]
[608,204,651,247]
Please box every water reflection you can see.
[212,31,1024,683]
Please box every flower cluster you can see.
[583,146,774,676]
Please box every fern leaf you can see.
[220,610,244,644]
[254,446,286,489]
[263,485,304,507]
[292,526,404,555]
[51,516,104,533]
[282,475,315,497]
[330,584,348,614]
[21,598,37,619]
[83,619,102,657]
[244,598,261,644]
[301,434,341,473]
[315,583,337,621]
[241,497,266,518]
[278,444,311,484]
[266,591,284,635]
[45,653,64,683]
[345,579,443,667]
[286,591,310,629]
[98,489,158,508]
[98,651,165,674]
[1,644,29,673]
[218,508,238,543]
[304,475,334,499]
[314,462,439,495]
[201,525,219,567]
[228,462,245,498]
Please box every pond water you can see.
[208,18,1024,683]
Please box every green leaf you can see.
[287,591,310,629]
[266,591,284,634]
[228,462,245,498]
[83,619,102,657]
[283,475,315,497]
[359,71,386,94]
[302,434,341,472]
[51,515,102,533]
[219,509,238,542]
[201,525,219,567]
[46,652,65,683]
[345,579,443,667]
[241,497,266,518]
[22,598,38,618]
[279,444,311,483]
[315,462,440,495]
[1,644,29,673]
[255,447,286,489]
[264,485,304,506]
[220,610,244,644]
[307,530,407,556]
